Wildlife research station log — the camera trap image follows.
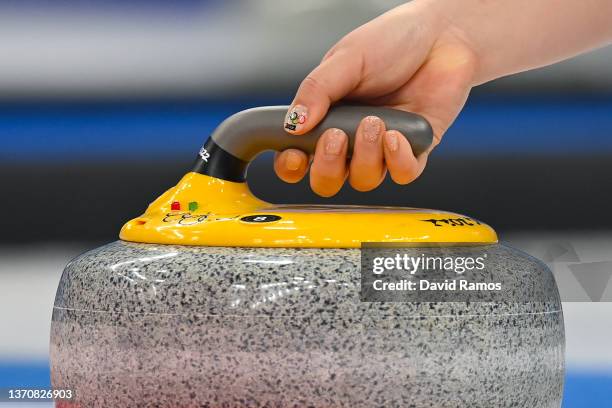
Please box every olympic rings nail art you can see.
[285,105,308,131]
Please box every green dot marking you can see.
[188,201,199,212]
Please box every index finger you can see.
[284,48,363,135]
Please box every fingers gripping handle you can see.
[193,105,433,182]
[211,105,432,159]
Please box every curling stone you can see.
[50,106,564,407]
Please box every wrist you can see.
[413,0,490,86]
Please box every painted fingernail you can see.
[385,132,399,152]
[362,116,383,143]
[324,129,346,156]
[285,151,302,171]
[284,105,308,132]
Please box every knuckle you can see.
[300,75,324,95]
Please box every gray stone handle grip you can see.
[211,105,433,161]
[196,105,434,182]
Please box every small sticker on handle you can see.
[240,215,282,223]
[199,147,210,162]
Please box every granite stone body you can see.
[50,241,565,407]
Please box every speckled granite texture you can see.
[50,241,564,407]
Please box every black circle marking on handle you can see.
[193,105,433,182]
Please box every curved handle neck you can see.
[192,105,433,182]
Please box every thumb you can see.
[284,49,362,135]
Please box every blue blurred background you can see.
[0,1,611,407]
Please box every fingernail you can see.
[385,132,399,152]
[285,151,302,171]
[284,104,308,132]
[362,116,383,143]
[324,129,346,156]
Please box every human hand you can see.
[274,1,478,197]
